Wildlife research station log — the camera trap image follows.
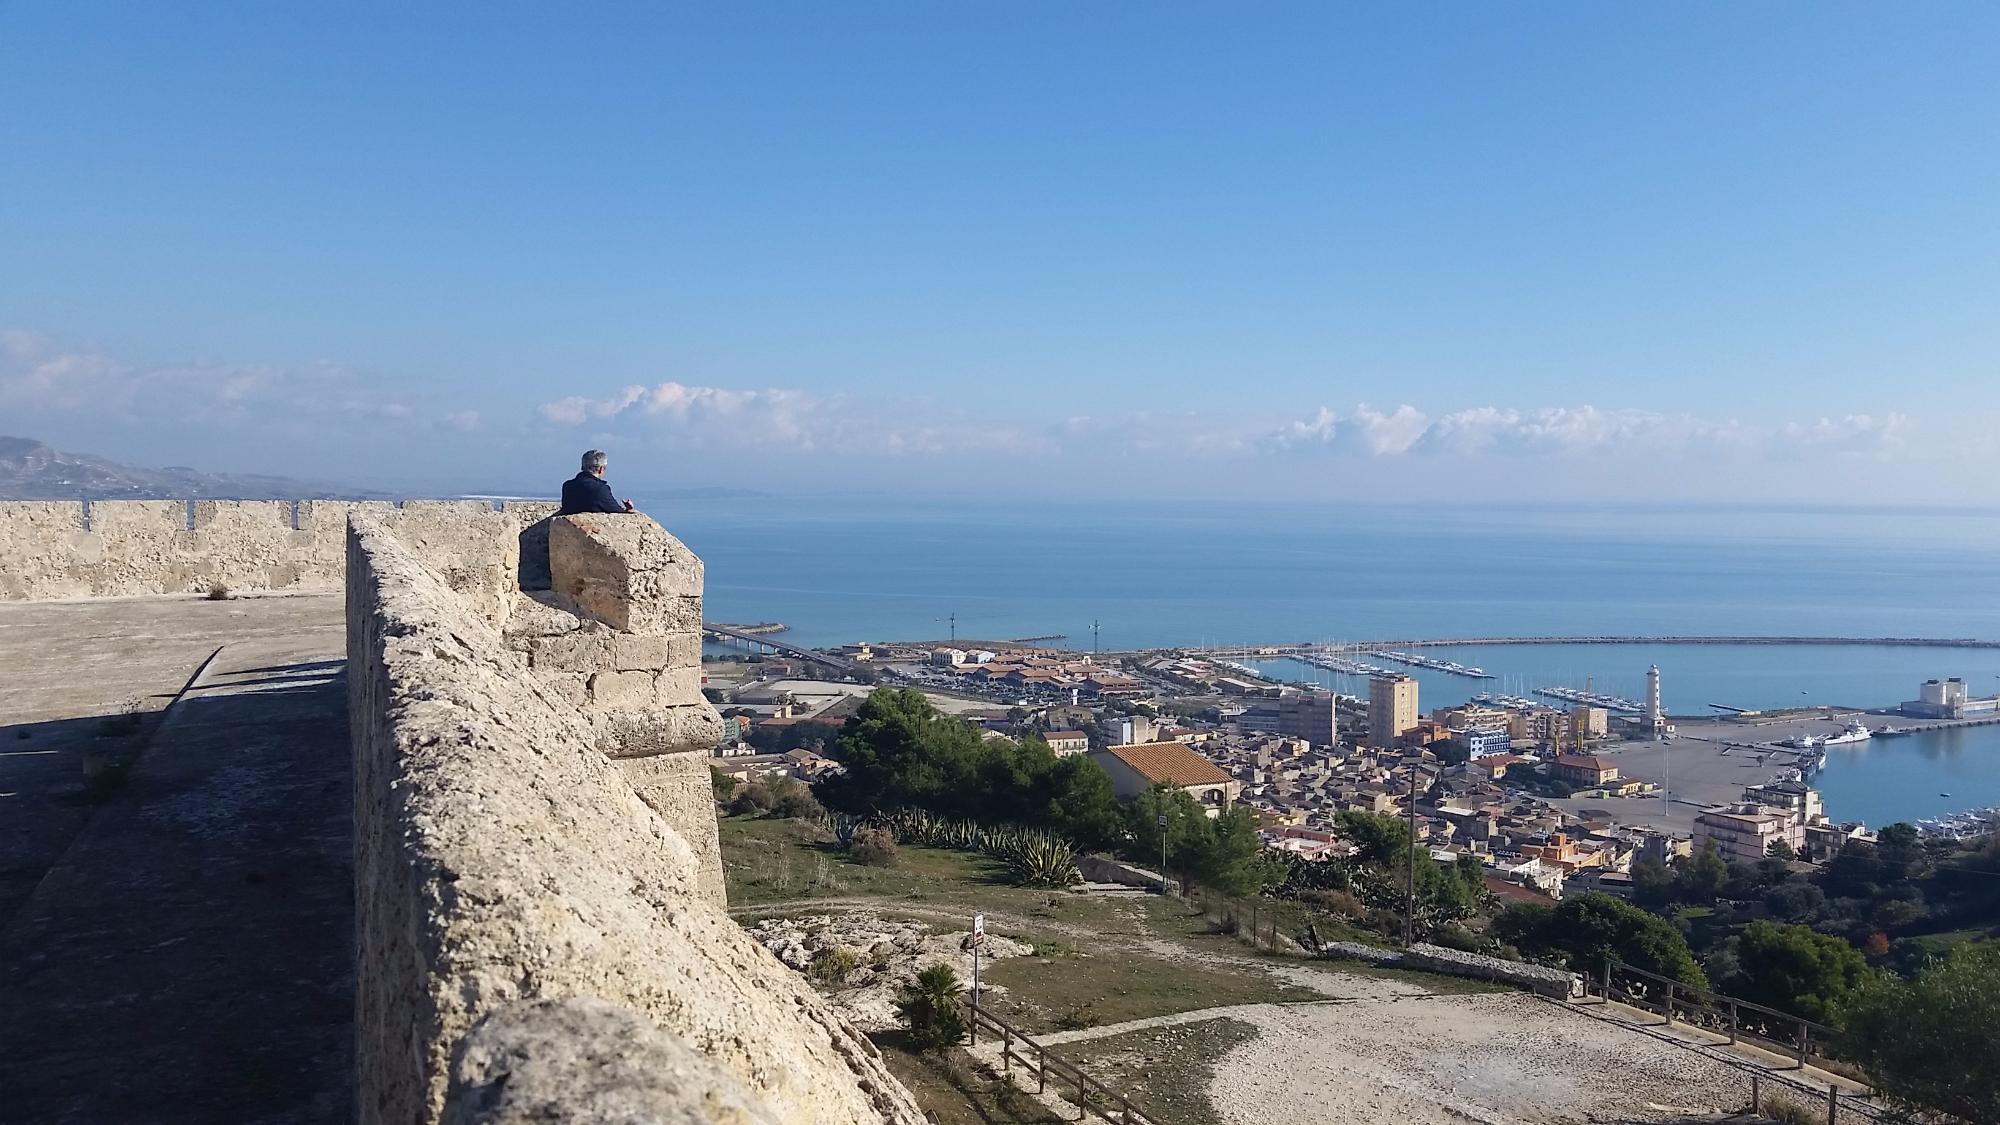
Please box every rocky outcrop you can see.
[347,518,926,1125]
[748,913,1030,1032]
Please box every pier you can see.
[1163,634,2000,658]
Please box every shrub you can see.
[849,826,899,867]
[729,782,776,817]
[1430,924,1487,954]
[770,777,823,821]
[809,946,862,985]
[710,767,737,803]
[896,964,968,1052]
[1302,888,1367,919]
[206,583,231,601]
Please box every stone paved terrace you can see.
[0,592,352,1123]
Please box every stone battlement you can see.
[0,499,557,621]
[348,515,924,1124]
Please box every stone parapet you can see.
[0,498,557,625]
[346,517,925,1125]
[506,514,726,904]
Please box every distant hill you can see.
[0,436,388,500]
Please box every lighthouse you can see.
[1646,665,1666,738]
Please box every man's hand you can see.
[622,499,635,512]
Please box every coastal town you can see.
[707,634,2000,905]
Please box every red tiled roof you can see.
[1098,742,1232,786]
[1554,754,1612,771]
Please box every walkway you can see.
[0,594,352,1124]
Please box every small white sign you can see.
[1157,813,1169,827]
[971,912,987,946]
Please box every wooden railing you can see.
[1594,958,1850,1071]
[962,996,1159,1125]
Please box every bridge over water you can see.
[703,623,858,671]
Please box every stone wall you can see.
[503,514,727,905]
[0,499,555,623]
[348,517,925,1125]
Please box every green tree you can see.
[1630,857,1675,910]
[710,766,736,802]
[1184,805,1284,898]
[895,964,969,1052]
[1414,853,1489,928]
[1675,840,1728,905]
[1728,920,1868,1025]
[1766,838,1796,861]
[1335,810,1412,866]
[1844,942,2000,1123]
[1874,822,1925,884]
[1515,892,1707,990]
[1128,786,1210,891]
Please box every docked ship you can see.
[1824,719,1873,746]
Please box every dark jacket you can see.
[558,471,625,515]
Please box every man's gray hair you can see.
[581,449,609,473]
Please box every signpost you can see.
[1157,812,1170,895]
[969,912,986,1040]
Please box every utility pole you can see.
[1092,619,1101,656]
[1403,763,1425,948]
[949,612,957,644]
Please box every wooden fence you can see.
[1587,959,1886,1123]
[962,995,1159,1125]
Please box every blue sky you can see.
[2,3,1995,500]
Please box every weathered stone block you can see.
[588,669,658,707]
[548,515,704,633]
[612,634,671,672]
[616,753,728,908]
[443,997,777,1125]
[530,630,616,673]
[597,705,726,760]
[653,666,706,702]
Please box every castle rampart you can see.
[348,515,925,1125]
[0,499,556,624]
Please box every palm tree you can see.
[896,964,968,1052]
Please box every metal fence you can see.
[962,995,1159,1125]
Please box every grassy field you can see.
[980,942,1322,1035]
[722,810,1507,1120]
[1058,1017,1261,1125]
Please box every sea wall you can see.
[0,499,556,622]
[347,517,925,1125]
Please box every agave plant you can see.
[1010,834,1082,888]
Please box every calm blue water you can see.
[657,497,2000,828]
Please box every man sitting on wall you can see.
[558,449,636,515]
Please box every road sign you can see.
[1157,813,1169,827]
[971,912,986,945]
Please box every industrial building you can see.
[1900,677,2000,719]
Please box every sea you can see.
[653,495,2000,831]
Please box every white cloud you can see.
[538,379,1046,456]
[1266,404,1432,455]
[0,328,420,428]
[1775,413,1908,456]
[1263,402,1917,462]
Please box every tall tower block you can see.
[1646,665,1666,737]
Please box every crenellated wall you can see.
[0,499,556,623]
[348,516,925,1125]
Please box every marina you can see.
[1532,685,1645,713]
[1366,649,1495,679]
